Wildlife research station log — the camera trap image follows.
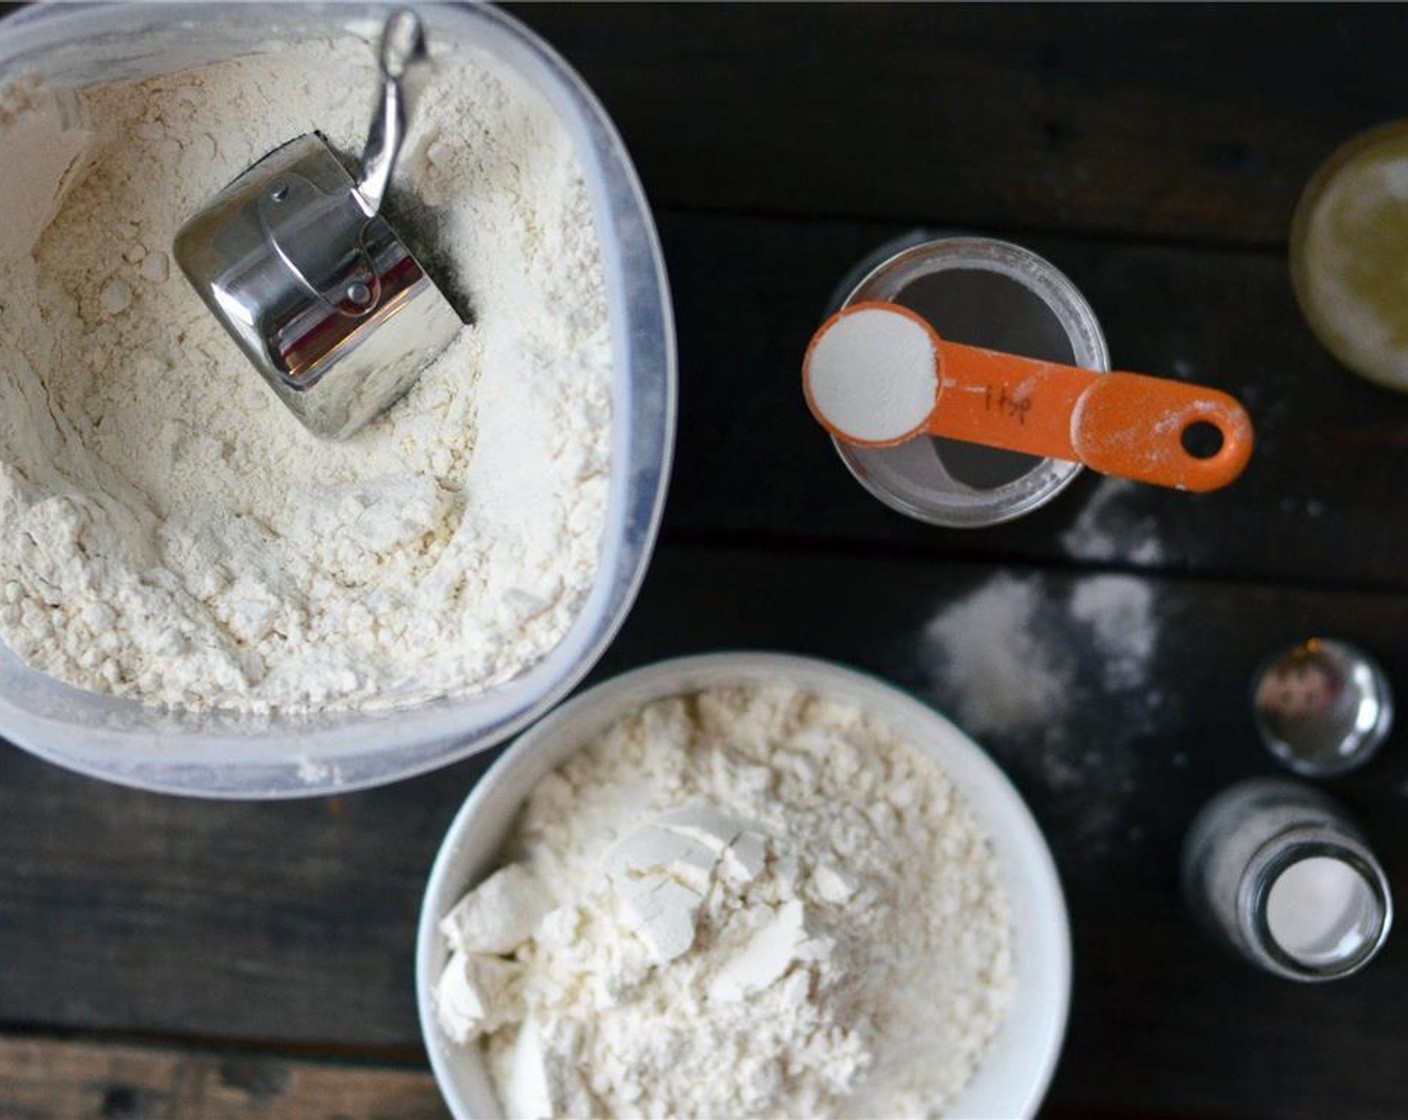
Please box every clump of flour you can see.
[0,37,610,712]
[435,685,1014,1118]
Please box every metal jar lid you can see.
[829,234,1109,528]
[1253,638,1393,776]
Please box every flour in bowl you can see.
[434,684,1014,1118]
[0,36,610,712]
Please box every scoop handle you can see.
[355,8,429,217]
[931,340,1254,492]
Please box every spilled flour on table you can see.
[922,570,1164,854]
[1070,575,1157,691]
[919,573,1070,738]
[1060,478,1166,566]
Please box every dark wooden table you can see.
[5,4,1408,1118]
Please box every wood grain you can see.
[506,3,1408,246]
[0,1033,444,1120]
[4,2,1400,246]
[0,746,488,1049]
[4,546,1408,1119]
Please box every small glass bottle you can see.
[1252,638,1392,776]
[1182,777,1392,981]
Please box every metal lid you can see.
[1253,638,1393,776]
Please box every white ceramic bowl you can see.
[416,652,1071,1120]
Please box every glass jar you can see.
[826,234,1108,528]
[1182,777,1392,981]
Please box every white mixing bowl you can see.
[416,652,1071,1120]
[0,2,674,798]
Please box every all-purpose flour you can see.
[0,36,610,712]
[435,685,1014,1118]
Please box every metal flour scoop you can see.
[174,9,462,440]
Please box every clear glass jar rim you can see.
[832,235,1109,529]
[1242,832,1393,981]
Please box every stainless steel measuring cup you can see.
[174,9,462,440]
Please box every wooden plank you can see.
[1,2,1400,246]
[505,3,1408,245]
[0,1033,444,1119]
[3,546,1408,1118]
[656,209,1408,590]
[0,749,488,1049]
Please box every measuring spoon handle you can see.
[1071,370,1253,492]
[930,340,1254,492]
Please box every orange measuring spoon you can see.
[802,301,1254,492]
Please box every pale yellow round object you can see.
[1291,120,1408,390]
